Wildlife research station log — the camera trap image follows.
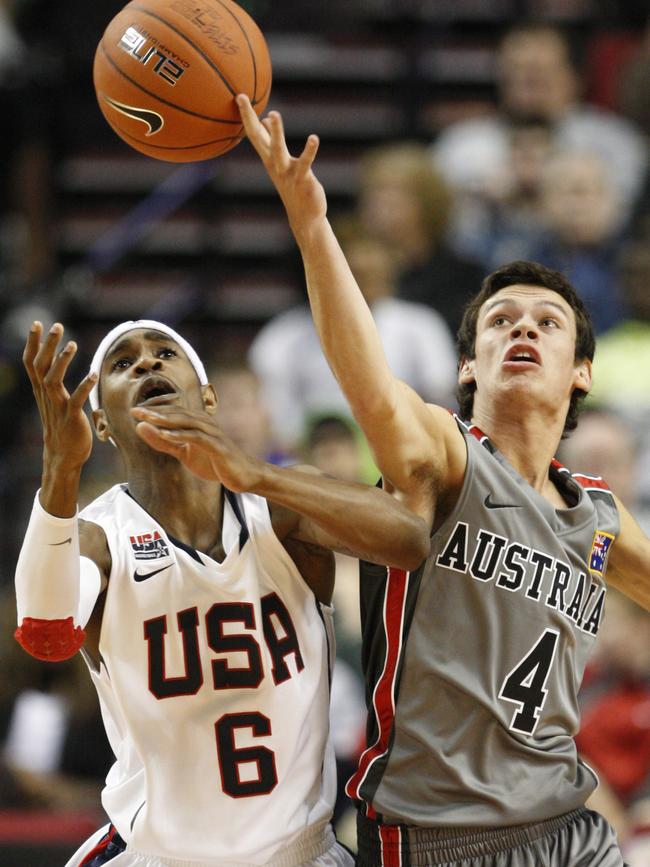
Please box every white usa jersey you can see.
[79,484,337,865]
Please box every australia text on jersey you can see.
[436,521,607,636]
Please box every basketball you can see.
[93,0,272,162]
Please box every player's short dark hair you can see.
[456,260,595,434]
[306,414,356,450]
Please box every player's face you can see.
[459,285,591,422]
[94,329,208,444]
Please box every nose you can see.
[510,318,539,341]
[134,355,163,375]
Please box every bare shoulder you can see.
[79,518,112,580]
[391,397,467,490]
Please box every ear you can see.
[458,356,476,386]
[92,408,112,443]
[202,384,218,414]
[573,357,592,394]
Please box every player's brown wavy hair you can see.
[456,260,595,434]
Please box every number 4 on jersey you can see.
[498,629,560,735]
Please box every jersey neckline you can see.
[123,485,249,564]
[456,416,586,515]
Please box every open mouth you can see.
[135,376,177,406]
[504,345,541,365]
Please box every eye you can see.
[157,347,177,359]
[492,315,509,327]
[111,356,132,371]
[540,317,559,328]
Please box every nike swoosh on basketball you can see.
[133,564,172,582]
[484,493,521,510]
[103,95,164,136]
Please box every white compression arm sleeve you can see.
[15,491,102,629]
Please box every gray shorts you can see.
[356,807,627,866]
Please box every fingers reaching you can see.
[131,406,213,433]
[135,420,188,454]
[264,111,290,167]
[70,371,99,411]
[237,95,294,170]
[24,320,97,412]
[236,93,270,153]
[297,134,320,173]
[43,340,78,390]
[23,321,43,374]
[33,323,65,379]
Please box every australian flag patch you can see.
[588,531,614,576]
[130,530,170,561]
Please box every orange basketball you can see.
[93,0,272,161]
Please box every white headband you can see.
[88,319,208,411]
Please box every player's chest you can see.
[106,543,318,699]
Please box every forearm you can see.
[608,497,650,612]
[40,457,83,518]
[251,462,430,569]
[295,217,398,420]
[15,487,102,660]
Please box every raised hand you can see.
[236,94,327,242]
[23,322,97,471]
[131,405,263,492]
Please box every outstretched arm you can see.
[606,495,650,612]
[237,95,466,497]
[24,322,96,517]
[16,323,110,662]
[132,405,431,571]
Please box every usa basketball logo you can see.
[588,531,614,576]
[130,530,170,561]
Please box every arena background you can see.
[0,0,649,863]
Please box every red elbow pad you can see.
[15,616,85,661]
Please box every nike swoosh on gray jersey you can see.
[103,95,164,136]
[49,537,72,546]
[484,493,521,510]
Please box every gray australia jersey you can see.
[346,417,619,828]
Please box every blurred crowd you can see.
[0,2,649,863]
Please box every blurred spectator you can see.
[530,150,628,334]
[303,414,365,662]
[618,20,650,248]
[356,142,485,334]
[210,361,291,465]
[304,414,367,486]
[0,0,58,290]
[587,237,650,500]
[589,238,650,409]
[577,589,650,843]
[302,415,366,843]
[558,409,650,531]
[618,20,650,140]
[249,224,458,450]
[559,412,650,853]
[0,588,111,814]
[433,23,648,234]
[625,833,650,867]
[453,116,555,269]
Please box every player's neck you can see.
[126,459,223,552]
[471,403,564,495]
